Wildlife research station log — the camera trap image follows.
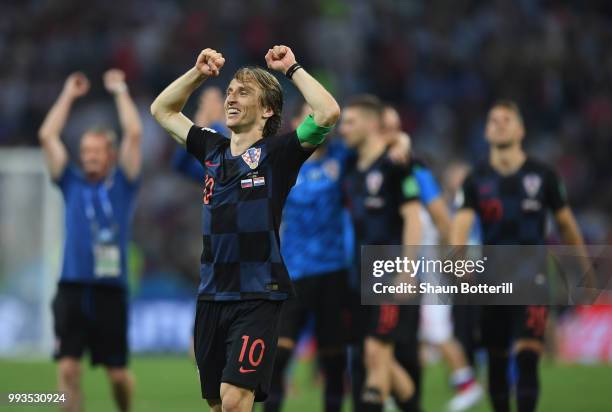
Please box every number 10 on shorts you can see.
[238,335,265,373]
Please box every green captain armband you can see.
[296,114,333,146]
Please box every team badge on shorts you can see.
[242,147,261,170]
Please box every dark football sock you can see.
[516,350,540,412]
[488,350,510,412]
[319,351,345,412]
[263,347,292,412]
[394,342,421,412]
[349,344,366,410]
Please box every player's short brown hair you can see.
[83,126,118,149]
[233,67,283,137]
[345,94,384,121]
[491,99,524,125]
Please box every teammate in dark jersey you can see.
[39,70,142,412]
[382,105,484,412]
[264,102,349,412]
[341,95,420,412]
[151,46,340,412]
[451,100,588,412]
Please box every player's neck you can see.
[489,144,526,176]
[357,136,386,170]
[84,167,111,183]
[308,145,326,161]
[230,129,264,156]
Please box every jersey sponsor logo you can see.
[241,178,253,188]
[239,366,257,373]
[479,183,494,195]
[241,147,261,170]
[253,176,265,187]
[366,170,383,195]
[205,160,220,167]
[523,174,542,198]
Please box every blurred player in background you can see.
[263,102,349,412]
[382,107,484,411]
[173,87,230,182]
[341,95,418,412]
[451,100,587,412]
[169,86,230,360]
[442,161,482,369]
[39,70,142,412]
[150,45,340,412]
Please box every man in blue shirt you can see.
[151,46,340,412]
[39,70,142,412]
[264,102,350,412]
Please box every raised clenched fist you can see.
[195,49,225,77]
[103,69,127,94]
[63,72,90,98]
[264,45,297,74]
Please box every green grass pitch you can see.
[0,356,610,411]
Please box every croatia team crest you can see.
[366,170,384,195]
[241,147,261,170]
[523,173,542,198]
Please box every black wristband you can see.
[285,63,302,80]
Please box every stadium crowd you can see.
[1,0,610,284]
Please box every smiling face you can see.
[224,67,283,138]
[224,78,270,135]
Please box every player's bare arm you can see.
[401,201,423,246]
[426,197,452,244]
[554,207,585,246]
[104,69,143,180]
[555,206,597,291]
[38,72,90,180]
[150,48,225,145]
[387,132,411,164]
[450,209,475,245]
[265,45,340,148]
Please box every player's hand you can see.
[195,49,225,77]
[265,45,297,74]
[62,72,90,98]
[388,132,411,165]
[103,69,127,94]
